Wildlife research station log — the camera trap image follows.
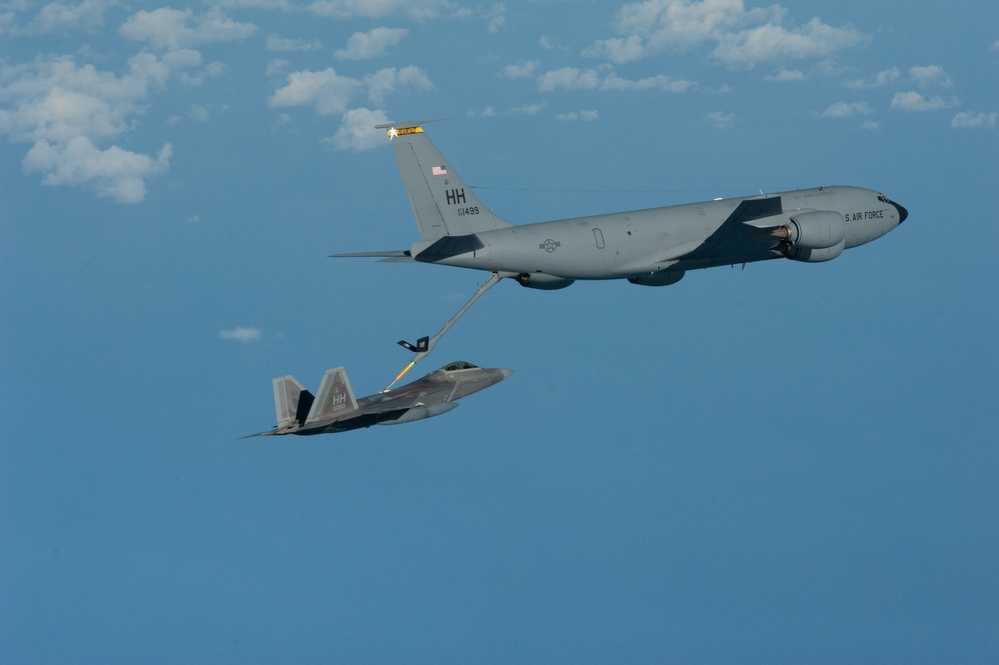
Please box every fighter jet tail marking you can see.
[304,367,359,427]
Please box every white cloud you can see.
[484,2,506,33]
[323,107,390,151]
[265,59,289,77]
[508,102,548,116]
[266,34,323,52]
[890,91,958,112]
[951,111,997,129]
[539,35,560,50]
[555,110,599,121]
[909,65,952,88]
[16,0,117,35]
[537,66,693,93]
[538,67,602,91]
[815,58,845,77]
[583,0,866,67]
[712,17,865,67]
[119,7,257,50]
[364,66,433,105]
[499,60,540,79]
[862,120,879,131]
[846,66,899,90]
[765,68,804,82]
[24,137,171,203]
[179,60,227,86]
[582,35,646,64]
[992,40,999,52]
[617,0,751,48]
[334,27,408,60]
[268,67,361,115]
[603,73,693,91]
[188,104,210,122]
[268,65,432,114]
[706,110,734,128]
[216,0,293,8]
[817,101,875,118]
[219,326,263,342]
[306,0,459,20]
[0,52,197,202]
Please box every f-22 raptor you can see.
[336,121,907,290]
[244,361,512,437]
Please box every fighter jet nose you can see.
[497,368,514,379]
[891,200,908,224]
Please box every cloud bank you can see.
[583,0,867,68]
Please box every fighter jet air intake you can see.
[335,121,907,290]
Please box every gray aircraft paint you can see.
[245,361,513,437]
[337,122,907,289]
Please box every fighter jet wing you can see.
[365,381,454,413]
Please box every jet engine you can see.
[514,273,575,290]
[772,210,846,263]
[628,270,686,287]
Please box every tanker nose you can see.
[891,199,908,224]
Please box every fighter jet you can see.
[335,121,907,290]
[244,361,513,437]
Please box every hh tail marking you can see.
[376,120,513,240]
[304,367,358,427]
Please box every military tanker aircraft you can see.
[244,361,512,437]
[335,121,907,290]
[332,120,908,385]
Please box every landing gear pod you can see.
[628,271,686,287]
[515,273,575,290]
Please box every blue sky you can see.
[2,1,997,662]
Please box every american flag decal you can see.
[431,165,448,176]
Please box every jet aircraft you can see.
[336,121,907,290]
[244,361,512,437]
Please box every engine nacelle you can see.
[783,211,846,250]
[773,210,846,263]
[515,273,575,290]
[785,239,845,262]
[627,270,686,287]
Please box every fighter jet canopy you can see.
[440,361,480,371]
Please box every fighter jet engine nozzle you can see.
[773,211,846,263]
[514,273,575,290]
